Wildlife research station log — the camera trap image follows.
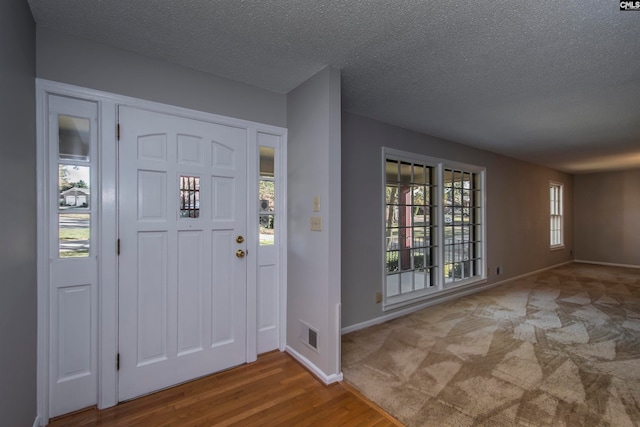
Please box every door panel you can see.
[118,106,247,401]
[56,285,92,381]
[177,230,203,355]
[136,231,168,366]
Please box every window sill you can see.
[383,276,487,311]
[550,245,565,251]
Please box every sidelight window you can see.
[259,146,276,245]
[58,115,92,258]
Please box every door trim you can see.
[36,79,288,425]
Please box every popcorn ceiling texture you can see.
[28,0,640,173]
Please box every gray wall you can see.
[342,112,574,328]
[287,67,342,377]
[575,169,640,266]
[36,27,287,128]
[0,1,37,426]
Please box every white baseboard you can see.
[341,281,501,335]
[574,259,640,269]
[342,261,573,335]
[285,345,343,385]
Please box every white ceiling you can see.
[27,0,640,173]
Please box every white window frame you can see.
[550,181,564,249]
[382,148,487,311]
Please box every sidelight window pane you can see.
[59,165,90,209]
[259,214,275,245]
[260,146,275,178]
[59,213,90,258]
[259,146,276,245]
[259,181,275,213]
[58,115,90,161]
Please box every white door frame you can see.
[36,79,288,425]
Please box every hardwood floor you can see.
[47,351,400,427]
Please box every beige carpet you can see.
[342,263,640,426]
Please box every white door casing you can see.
[37,80,287,425]
[117,106,248,401]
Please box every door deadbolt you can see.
[236,249,246,258]
[236,235,244,244]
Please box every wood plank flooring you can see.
[47,351,400,427]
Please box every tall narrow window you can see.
[550,182,563,248]
[259,146,276,245]
[58,115,91,258]
[383,148,486,309]
[385,159,437,299]
[443,168,482,285]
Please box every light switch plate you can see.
[313,196,320,212]
[310,216,322,231]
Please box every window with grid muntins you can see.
[385,159,437,298]
[443,168,483,285]
[383,148,486,310]
[550,183,563,248]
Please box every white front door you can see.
[117,106,248,401]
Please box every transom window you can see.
[383,148,486,309]
[550,182,563,248]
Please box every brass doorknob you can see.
[236,249,245,258]
[236,235,244,244]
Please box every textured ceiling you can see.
[27,0,640,173]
